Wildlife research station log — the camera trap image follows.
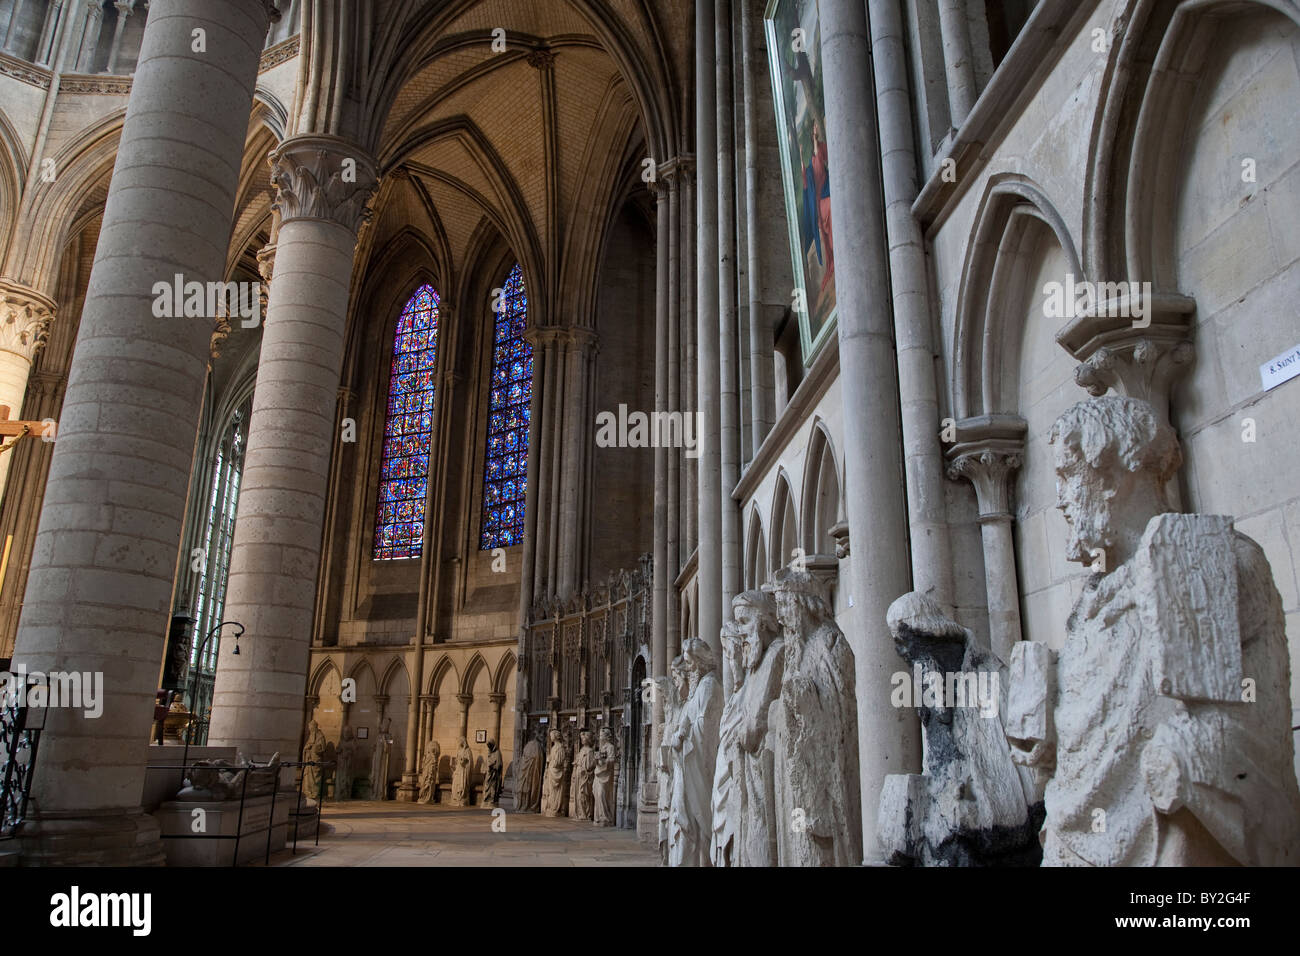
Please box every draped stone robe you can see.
[772,623,862,866]
[593,737,618,826]
[669,673,723,866]
[712,637,784,866]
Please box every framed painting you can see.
[765,0,837,364]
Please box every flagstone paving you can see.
[268,801,659,867]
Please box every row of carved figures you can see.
[654,395,1300,866]
[513,726,620,825]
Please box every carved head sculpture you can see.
[763,566,833,638]
[1048,396,1180,567]
[681,636,716,689]
[669,654,687,701]
[579,730,593,749]
[458,736,469,750]
[599,728,613,745]
[548,729,561,748]
[487,738,497,753]
[733,589,781,673]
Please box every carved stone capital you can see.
[456,693,473,708]
[945,415,1028,519]
[0,281,56,361]
[269,136,378,234]
[1056,291,1196,420]
[489,692,506,707]
[829,520,850,559]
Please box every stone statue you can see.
[593,727,618,827]
[516,729,544,812]
[712,590,784,867]
[876,592,1042,866]
[540,729,570,817]
[301,719,326,802]
[176,753,281,801]
[655,658,687,864]
[450,736,473,806]
[1008,396,1300,865]
[370,717,394,801]
[766,566,862,866]
[482,739,503,808]
[667,637,723,867]
[418,739,441,804]
[335,727,356,802]
[571,730,596,820]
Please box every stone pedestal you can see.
[156,793,293,866]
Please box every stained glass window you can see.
[480,264,532,550]
[373,284,440,560]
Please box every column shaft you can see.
[820,0,919,863]
[652,183,669,684]
[11,0,270,864]
[209,135,376,761]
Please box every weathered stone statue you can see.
[301,719,326,802]
[668,637,723,867]
[655,657,687,864]
[481,739,503,808]
[176,753,281,801]
[370,717,394,801]
[335,727,357,802]
[712,590,784,867]
[876,591,1042,866]
[571,730,596,820]
[593,727,618,827]
[418,739,441,804]
[766,567,862,866]
[1009,396,1300,866]
[450,736,473,806]
[540,729,570,817]
[515,729,544,812]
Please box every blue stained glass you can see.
[373,284,440,560]
[480,263,532,550]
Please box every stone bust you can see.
[1009,396,1300,866]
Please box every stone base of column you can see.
[17,808,165,866]
[394,774,419,802]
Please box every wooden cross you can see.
[0,405,55,453]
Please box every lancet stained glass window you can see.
[373,284,440,560]
[480,264,532,549]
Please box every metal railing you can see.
[146,758,329,866]
[0,686,40,839]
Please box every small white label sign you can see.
[1260,343,1300,391]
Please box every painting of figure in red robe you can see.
[766,0,836,362]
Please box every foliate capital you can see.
[0,281,56,362]
[269,136,378,234]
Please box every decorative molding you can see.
[59,73,132,95]
[259,34,298,73]
[526,48,556,70]
[270,135,378,233]
[0,52,51,89]
[0,282,56,362]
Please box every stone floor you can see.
[268,801,660,867]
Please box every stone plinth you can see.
[156,793,293,866]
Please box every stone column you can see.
[75,0,104,72]
[694,0,722,660]
[557,327,595,597]
[531,330,557,598]
[937,0,977,128]
[489,691,505,744]
[867,0,955,609]
[209,134,377,762]
[716,0,741,657]
[665,159,685,658]
[0,282,54,503]
[35,0,64,66]
[652,179,669,684]
[820,0,919,863]
[946,416,1027,662]
[105,1,136,74]
[11,0,271,866]
[457,693,473,741]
